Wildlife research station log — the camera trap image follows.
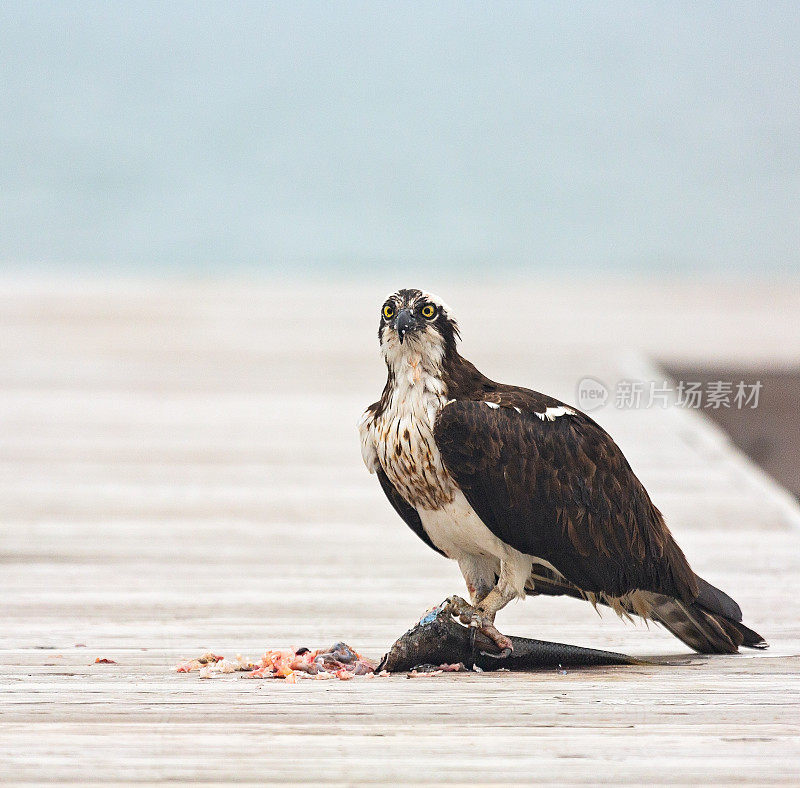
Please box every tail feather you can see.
[635,574,768,654]
[694,575,742,622]
[727,619,769,649]
[527,567,768,654]
[691,574,768,651]
[644,593,742,654]
[644,593,768,654]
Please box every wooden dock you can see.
[1,279,798,784]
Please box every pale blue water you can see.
[1,2,799,277]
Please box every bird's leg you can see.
[463,589,515,657]
[451,556,530,657]
[447,556,512,654]
[469,581,492,606]
[443,592,513,658]
[457,555,496,606]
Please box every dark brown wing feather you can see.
[376,467,445,557]
[434,394,698,601]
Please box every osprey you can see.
[360,288,767,656]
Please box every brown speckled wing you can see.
[434,396,698,600]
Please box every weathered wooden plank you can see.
[1,281,798,783]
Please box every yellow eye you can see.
[383,304,395,320]
[421,304,436,319]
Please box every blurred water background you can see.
[1,1,798,279]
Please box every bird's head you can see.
[378,288,460,370]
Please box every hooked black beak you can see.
[395,308,416,344]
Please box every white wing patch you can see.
[534,405,576,422]
[482,402,573,420]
